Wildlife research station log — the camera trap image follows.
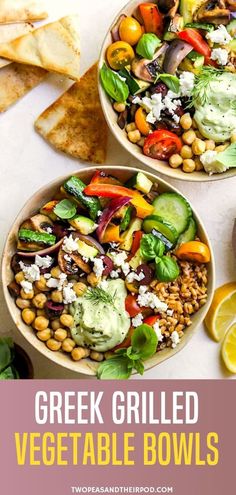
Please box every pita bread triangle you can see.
[0,0,47,23]
[0,22,33,68]
[0,15,80,80]
[35,63,108,164]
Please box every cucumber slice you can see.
[176,217,197,248]
[126,172,153,194]
[69,215,97,235]
[142,215,178,245]
[152,193,192,235]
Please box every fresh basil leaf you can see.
[136,33,161,60]
[215,143,236,169]
[131,324,157,360]
[158,74,180,94]
[140,233,165,260]
[155,256,180,282]
[126,346,141,361]
[114,348,128,356]
[0,366,15,380]
[97,356,132,380]
[54,199,77,220]
[133,359,145,375]
[100,63,129,103]
[0,340,12,373]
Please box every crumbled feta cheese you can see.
[109,242,120,249]
[206,24,232,45]
[153,321,163,342]
[63,235,78,254]
[126,271,145,283]
[179,71,195,97]
[19,261,40,282]
[63,283,77,304]
[211,48,228,66]
[110,270,120,279]
[167,309,174,317]
[93,257,104,278]
[137,286,168,312]
[132,313,143,328]
[162,93,181,122]
[64,254,72,262]
[46,277,60,289]
[44,273,51,280]
[121,262,130,276]
[171,330,180,348]
[46,227,53,234]
[109,251,128,267]
[200,150,220,174]
[35,254,53,269]
[20,280,33,293]
[134,90,182,125]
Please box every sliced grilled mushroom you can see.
[158,0,180,18]
[30,214,53,233]
[131,44,168,82]
[58,247,91,275]
[194,0,230,24]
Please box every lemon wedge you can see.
[222,323,236,373]
[204,282,236,342]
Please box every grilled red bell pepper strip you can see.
[131,230,143,256]
[139,2,163,37]
[178,29,212,64]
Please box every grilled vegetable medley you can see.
[8,171,211,379]
[100,1,236,174]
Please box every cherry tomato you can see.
[119,16,143,46]
[106,41,135,70]
[144,315,160,326]
[125,294,142,317]
[175,241,211,263]
[178,29,212,64]
[135,107,152,136]
[143,130,182,161]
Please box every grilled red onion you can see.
[97,196,131,242]
[99,255,114,276]
[17,238,64,257]
[111,14,126,41]
[163,39,193,74]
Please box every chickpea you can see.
[195,157,204,171]
[126,122,136,133]
[22,308,35,325]
[51,290,63,303]
[90,351,104,362]
[35,276,50,292]
[180,113,192,130]
[20,288,34,300]
[51,319,61,331]
[37,309,46,317]
[54,328,68,342]
[182,159,196,173]
[182,130,196,145]
[128,129,141,143]
[205,139,215,151]
[73,282,87,297]
[15,271,25,284]
[71,347,90,361]
[192,138,206,155]
[113,102,126,113]
[16,298,30,310]
[34,316,49,331]
[180,145,193,159]
[50,266,62,279]
[60,314,74,328]
[87,272,100,287]
[62,338,76,353]
[137,137,145,147]
[32,293,47,309]
[37,329,52,341]
[46,338,62,351]
[231,132,236,143]
[169,154,183,168]
[215,142,229,152]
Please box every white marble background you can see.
[0,0,235,379]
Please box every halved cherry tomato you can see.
[143,130,182,161]
[175,241,211,263]
[114,327,135,350]
[106,41,135,70]
[139,3,163,37]
[144,315,160,326]
[119,16,143,46]
[131,230,143,256]
[135,107,152,136]
[125,294,142,317]
[178,29,212,64]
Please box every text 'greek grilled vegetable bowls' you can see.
[99,0,236,182]
[2,166,215,378]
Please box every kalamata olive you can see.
[149,82,168,97]
[52,222,69,239]
[8,281,20,298]
[136,264,153,286]
[155,117,182,136]
[117,109,128,130]
[11,254,34,273]
[99,255,114,276]
[45,301,64,318]
[127,103,138,123]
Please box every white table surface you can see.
[0,0,235,380]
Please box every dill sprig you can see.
[190,66,225,107]
[85,287,114,306]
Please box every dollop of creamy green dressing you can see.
[69,279,130,352]
[194,73,236,142]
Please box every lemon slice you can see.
[222,323,236,373]
[204,282,236,342]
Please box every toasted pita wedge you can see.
[0,62,47,112]
[0,22,33,68]
[35,63,108,164]
[0,15,80,80]
[0,0,47,23]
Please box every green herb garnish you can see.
[97,324,158,379]
[140,233,165,260]
[156,73,180,94]
[155,256,180,282]
[136,33,161,60]
[100,63,129,103]
[54,199,77,219]
[85,287,114,306]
